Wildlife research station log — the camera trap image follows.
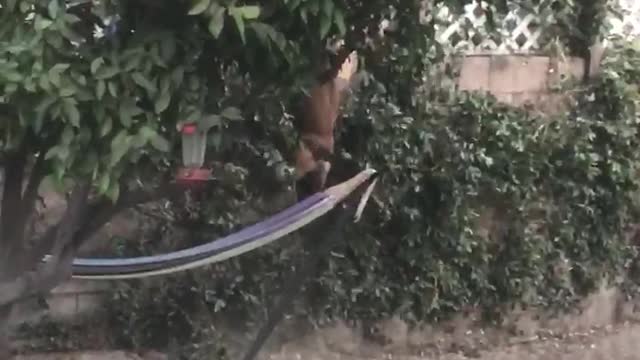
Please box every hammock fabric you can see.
[65,168,378,280]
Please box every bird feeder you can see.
[175,122,213,184]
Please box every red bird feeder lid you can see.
[181,123,198,135]
[175,167,212,186]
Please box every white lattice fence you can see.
[434,0,639,55]
[434,1,552,54]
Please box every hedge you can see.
[95,37,640,356]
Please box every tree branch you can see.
[0,180,91,308]
[0,180,180,307]
[25,181,179,269]
[21,151,49,246]
[0,137,30,268]
[22,150,48,216]
[72,181,179,248]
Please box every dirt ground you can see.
[13,322,640,360]
[267,322,640,360]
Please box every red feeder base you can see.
[175,167,212,186]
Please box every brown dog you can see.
[293,50,358,198]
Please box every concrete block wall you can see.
[47,280,111,320]
[10,280,110,326]
[457,54,586,111]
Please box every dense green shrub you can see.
[103,37,640,353]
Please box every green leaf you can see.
[35,96,58,121]
[95,66,119,80]
[91,58,104,75]
[44,33,64,49]
[221,107,243,121]
[333,9,346,35]
[33,97,55,133]
[171,67,185,87]
[24,79,36,92]
[34,15,53,31]
[159,37,177,61]
[59,86,76,97]
[137,126,158,145]
[322,0,334,16]
[49,63,71,74]
[44,148,56,161]
[108,81,118,97]
[110,131,131,166]
[100,116,113,137]
[287,0,302,10]
[148,43,167,68]
[49,73,61,88]
[64,13,81,23]
[19,1,29,13]
[300,8,308,24]
[188,0,211,15]
[97,173,110,194]
[3,71,22,82]
[4,83,18,94]
[154,90,171,114]
[150,134,171,152]
[61,126,74,145]
[123,53,143,72]
[62,99,81,127]
[96,80,106,99]
[238,5,260,19]
[119,100,143,127]
[309,0,319,15]
[159,75,171,94]
[229,8,246,43]
[105,181,120,203]
[208,6,226,38]
[200,114,222,129]
[38,76,51,91]
[45,145,68,161]
[71,71,87,86]
[48,0,60,18]
[132,72,157,94]
[320,13,332,38]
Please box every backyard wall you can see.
[457,54,586,110]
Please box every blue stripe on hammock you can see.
[70,192,330,275]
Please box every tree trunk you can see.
[0,261,16,359]
[0,252,20,359]
[0,304,12,359]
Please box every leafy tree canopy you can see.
[0,0,452,348]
